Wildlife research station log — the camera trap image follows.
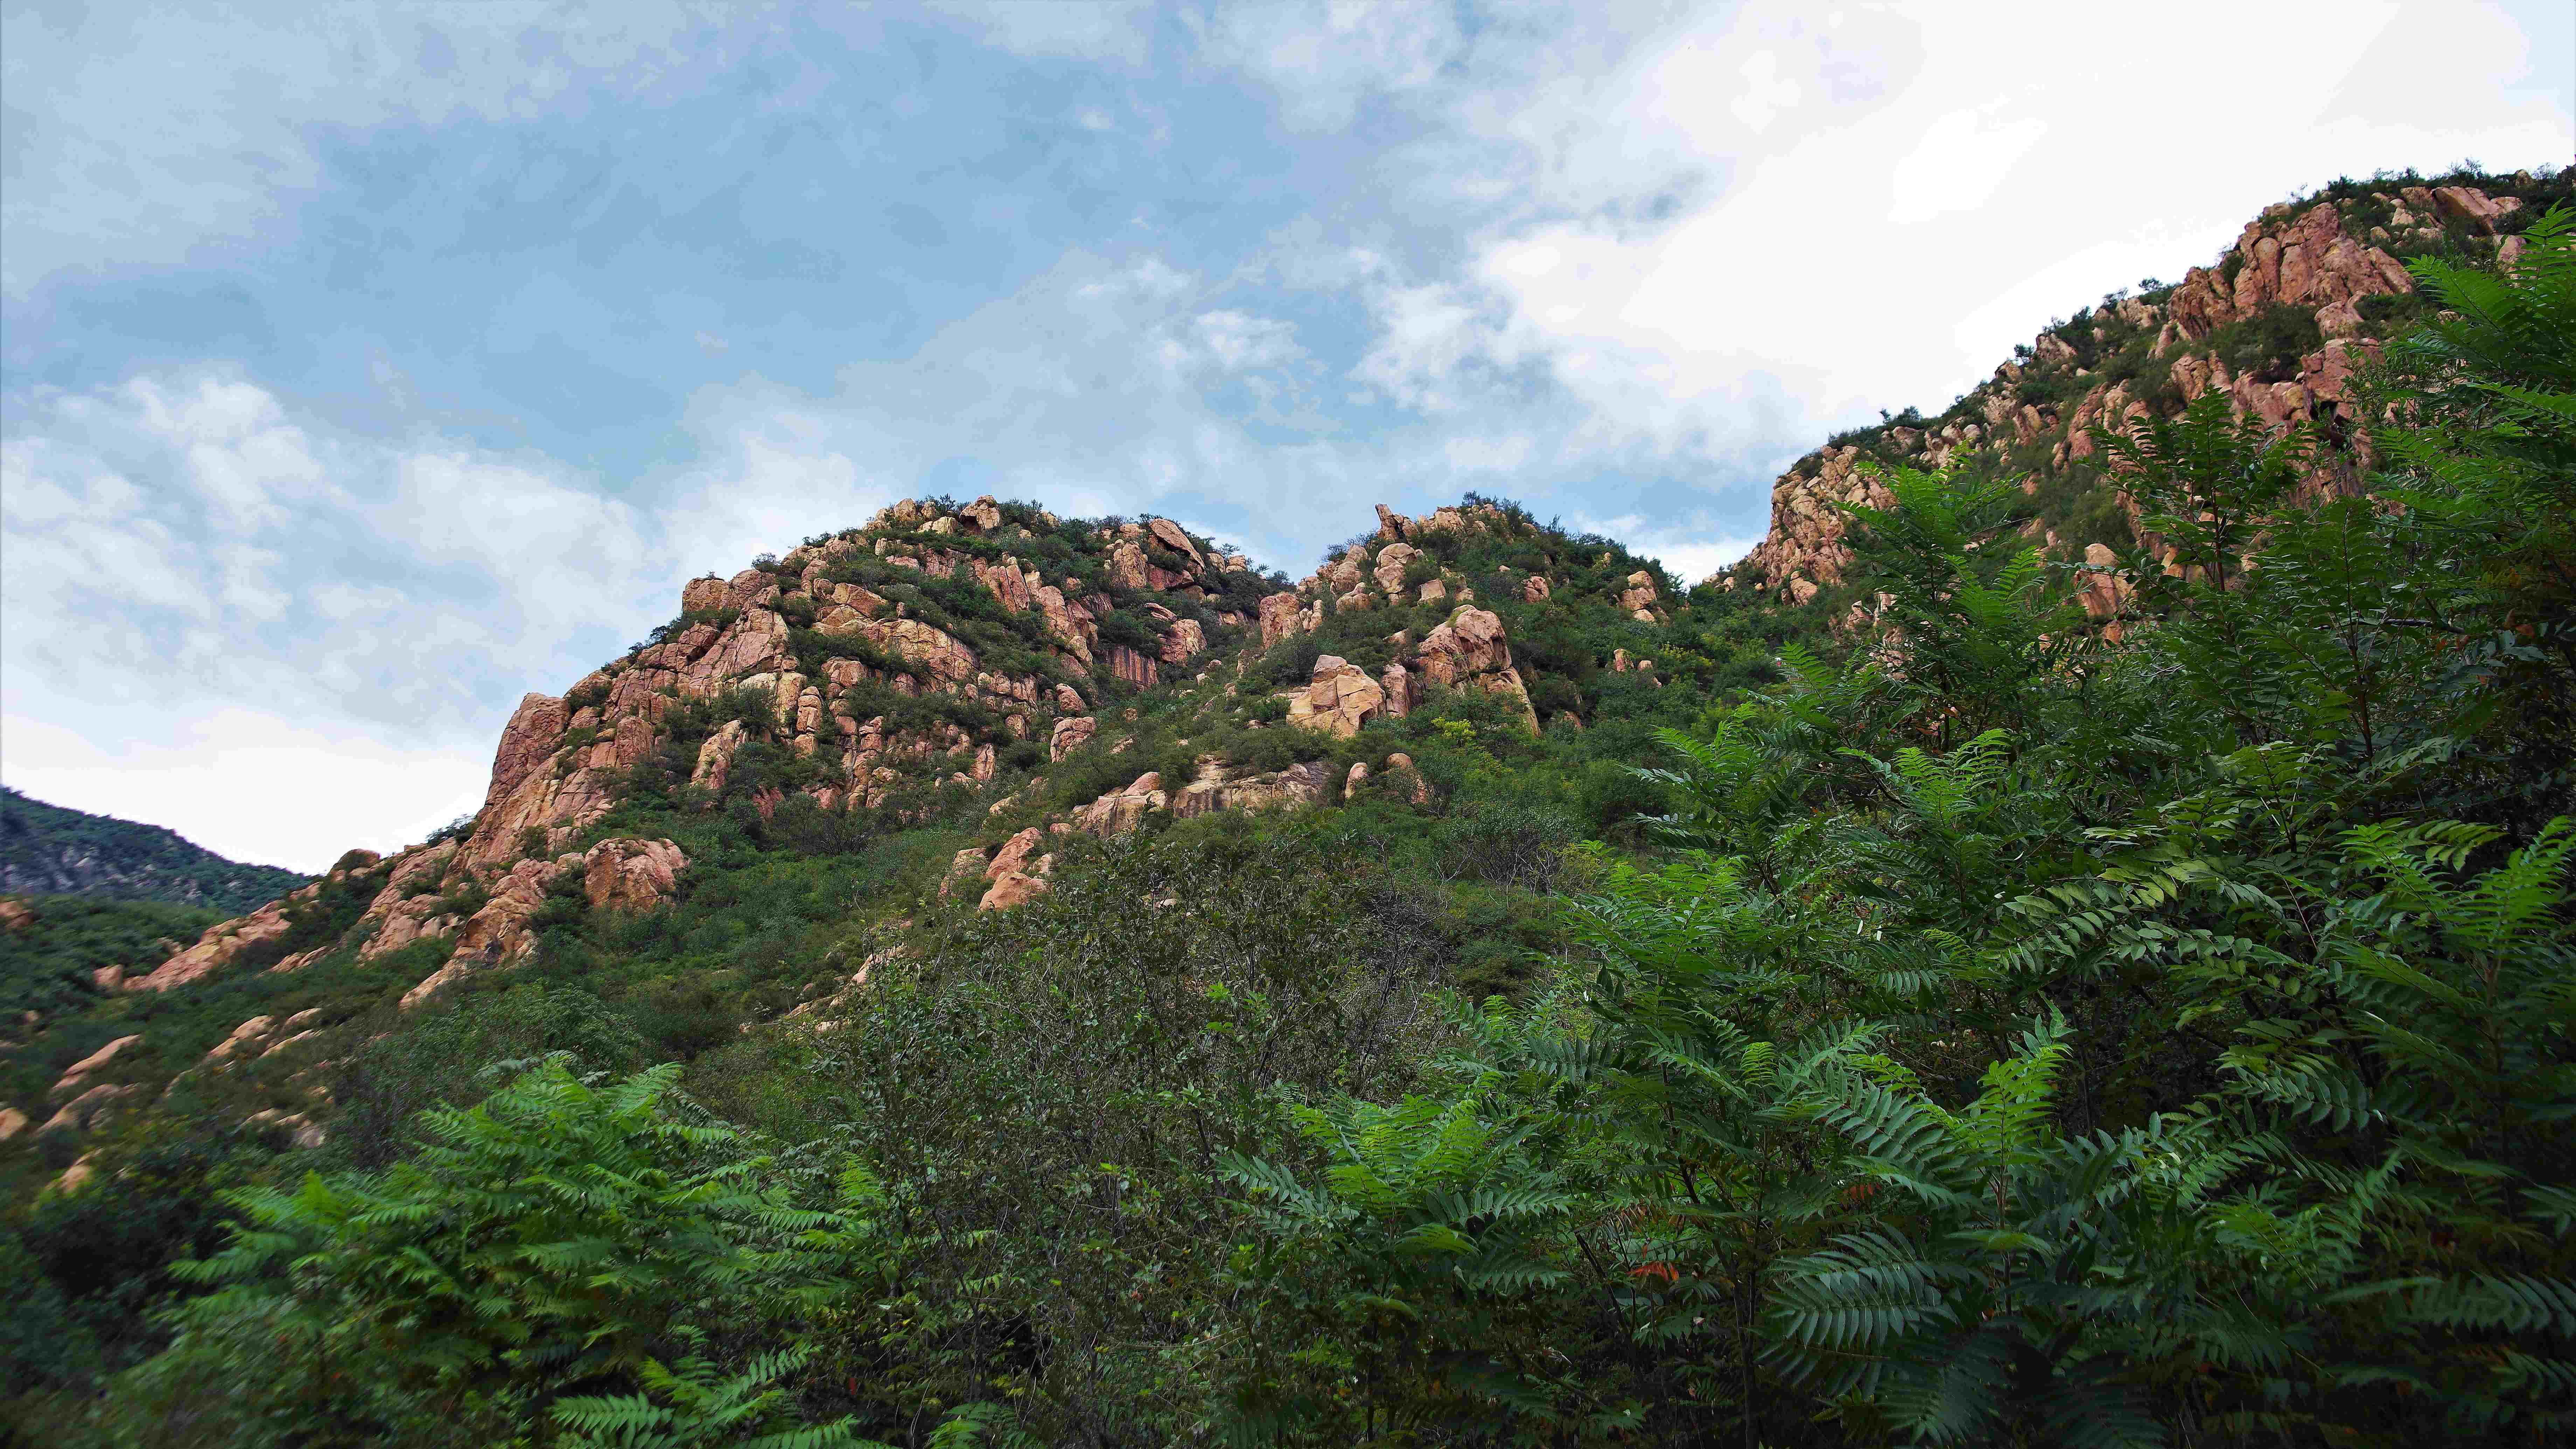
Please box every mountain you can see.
[1714,167,2568,604]
[4,168,2568,1446]
[0,787,312,914]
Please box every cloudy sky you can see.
[3,0,2568,871]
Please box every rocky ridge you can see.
[1715,174,2567,604]
[22,493,1696,1183]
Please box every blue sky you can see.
[4,0,2569,870]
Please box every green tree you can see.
[97,1059,888,1448]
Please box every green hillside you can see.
[0,788,312,915]
[2,177,2569,1448]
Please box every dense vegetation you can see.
[1,208,2567,1447]
[1,788,312,914]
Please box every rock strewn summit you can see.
[1718,175,2563,602]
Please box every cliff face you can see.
[1717,172,2568,603]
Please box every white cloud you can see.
[1569,512,1764,590]
[0,2,753,293]
[1199,0,1469,125]
[3,0,2566,869]
[1193,310,1302,369]
[0,710,489,874]
[1351,0,2572,472]
[1,373,715,865]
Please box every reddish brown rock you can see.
[723,567,780,612]
[608,714,657,769]
[680,609,794,695]
[1168,758,1332,818]
[986,826,1047,880]
[465,758,615,866]
[1414,608,1512,685]
[486,694,569,810]
[1384,752,1433,806]
[41,1084,136,1139]
[1258,592,1306,646]
[1618,571,1660,612]
[1107,538,1150,590]
[1147,517,1205,570]
[1372,541,1420,594]
[1072,771,1168,837]
[1159,617,1207,665]
[1051,715,1098,760]
[978,869,1050,911]
[133,892,303,991]
[1380,662,1414,718]
[0,897,34,931]
[1286,655,1383,737]
[583,838,687,912]
[48,1034,141,1100]
[2076,542,2133,621]
[681,575,729,613]
[940,847,990,899]
[1106,644,1160,689]
[693,720,750,794]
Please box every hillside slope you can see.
[0,788,311,914]
[3,168,2569,1448]
[11,167,2564,1173]
[1713,167,2571,605]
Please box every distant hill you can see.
[0,787,312,914]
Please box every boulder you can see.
[986,826,1048,880]
[681,609,794,694]
[1372,542,1420,594]
[941,847,989,898]
[1159,617,1207,664]
[1286,655,1384,737]
[1258,592,1307,646]
[979,869,1050,911]
[0,897,34,931]
[41,1083,136,1138]
[607,715,658,770]
[1147,517,1205,569]
[1051,715,1098,761]
[583,838,687,912]
[723,568,780,612]
[1072,771,1168,837]
[1414,608,1513,685]
[48,1034,142,1100]
[1380,662,1414,718]
[2076,542,2132,621]
[1107,538,1151,590]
